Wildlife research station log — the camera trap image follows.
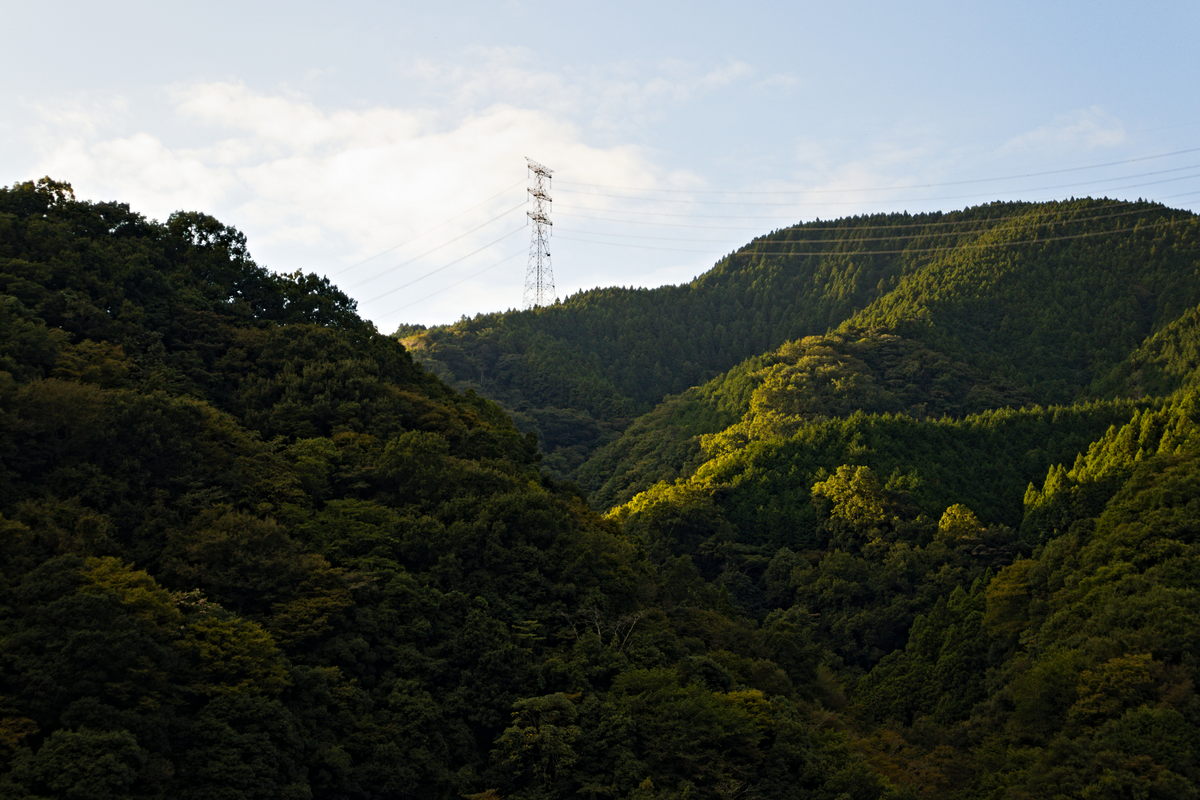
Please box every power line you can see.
[563,203,1188,245]
[556,171,1200,213]
[376,208,1198,323]
[559,189,1200,231]
[382,250,525,319]
[555,145,1200,195]
[556,216,1196,257]
[340,160,1199,307]
[1107,172,1200,191]
[555,163,1200,205]
[330,178,524,278]
[359,224,527,305]
[345,157,1198,324]
[557,212,782,230]
[339,151,1198,301]
[345,200,525,290]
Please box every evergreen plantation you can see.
[1,177,1198,798]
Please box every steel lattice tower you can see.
[523,157,555,308]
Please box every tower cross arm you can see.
[525,156,554,176]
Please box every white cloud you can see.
[1002,107,1127,154]
[698,60,754,90]
[398,49,760,139]
[37,131,237,214]
[30,94,131,139]
[758,72,802,90]
[25,76,702,328]
[693,134,957,222]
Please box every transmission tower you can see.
[523,157,555,308]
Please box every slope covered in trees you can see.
[404,202,1050,473]
[853,394,1200,797]
[1091,300,1200,399]
[571,199,1200,798]
[599,368,1200,798]
[579,329,1036,509]
[4,178,1199,799]
[408,199,1200,490]
[592,385,1200,797]
[0,179,903,800]
[569,200,1200,506]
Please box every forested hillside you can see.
[578,330,1037,509]
[584,197,1200,798]
[0,179,899,799]
[407,199,1200,489]
[403,203,1037,473]
[3,178,1198,799]
[598,357,1200,798]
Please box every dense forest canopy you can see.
[2,178,1198,798]
[407,199,1200,495]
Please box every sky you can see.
[3,1,1199,330]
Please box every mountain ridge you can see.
[408,198,1200,507]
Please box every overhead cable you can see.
[360,224,527,305]
[381,250,526,319]
[330,178,524,277]
[556,172,1200,213]
[555,145,1200,195]
[555,216,1195,257]
[346,200,526,290]
[555,163,1200,205]
[563,203,1188,245]
[557,189,1200,230]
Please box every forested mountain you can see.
[405,193,1200,797]
[585,203,1200,507]
[3,178,1198,799]
[0,179,898,799]
[403,202,1036,473]
[407,199,1200,488]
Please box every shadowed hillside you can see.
[4,179,1198,799]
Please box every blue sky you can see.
[4,1,1198,328]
